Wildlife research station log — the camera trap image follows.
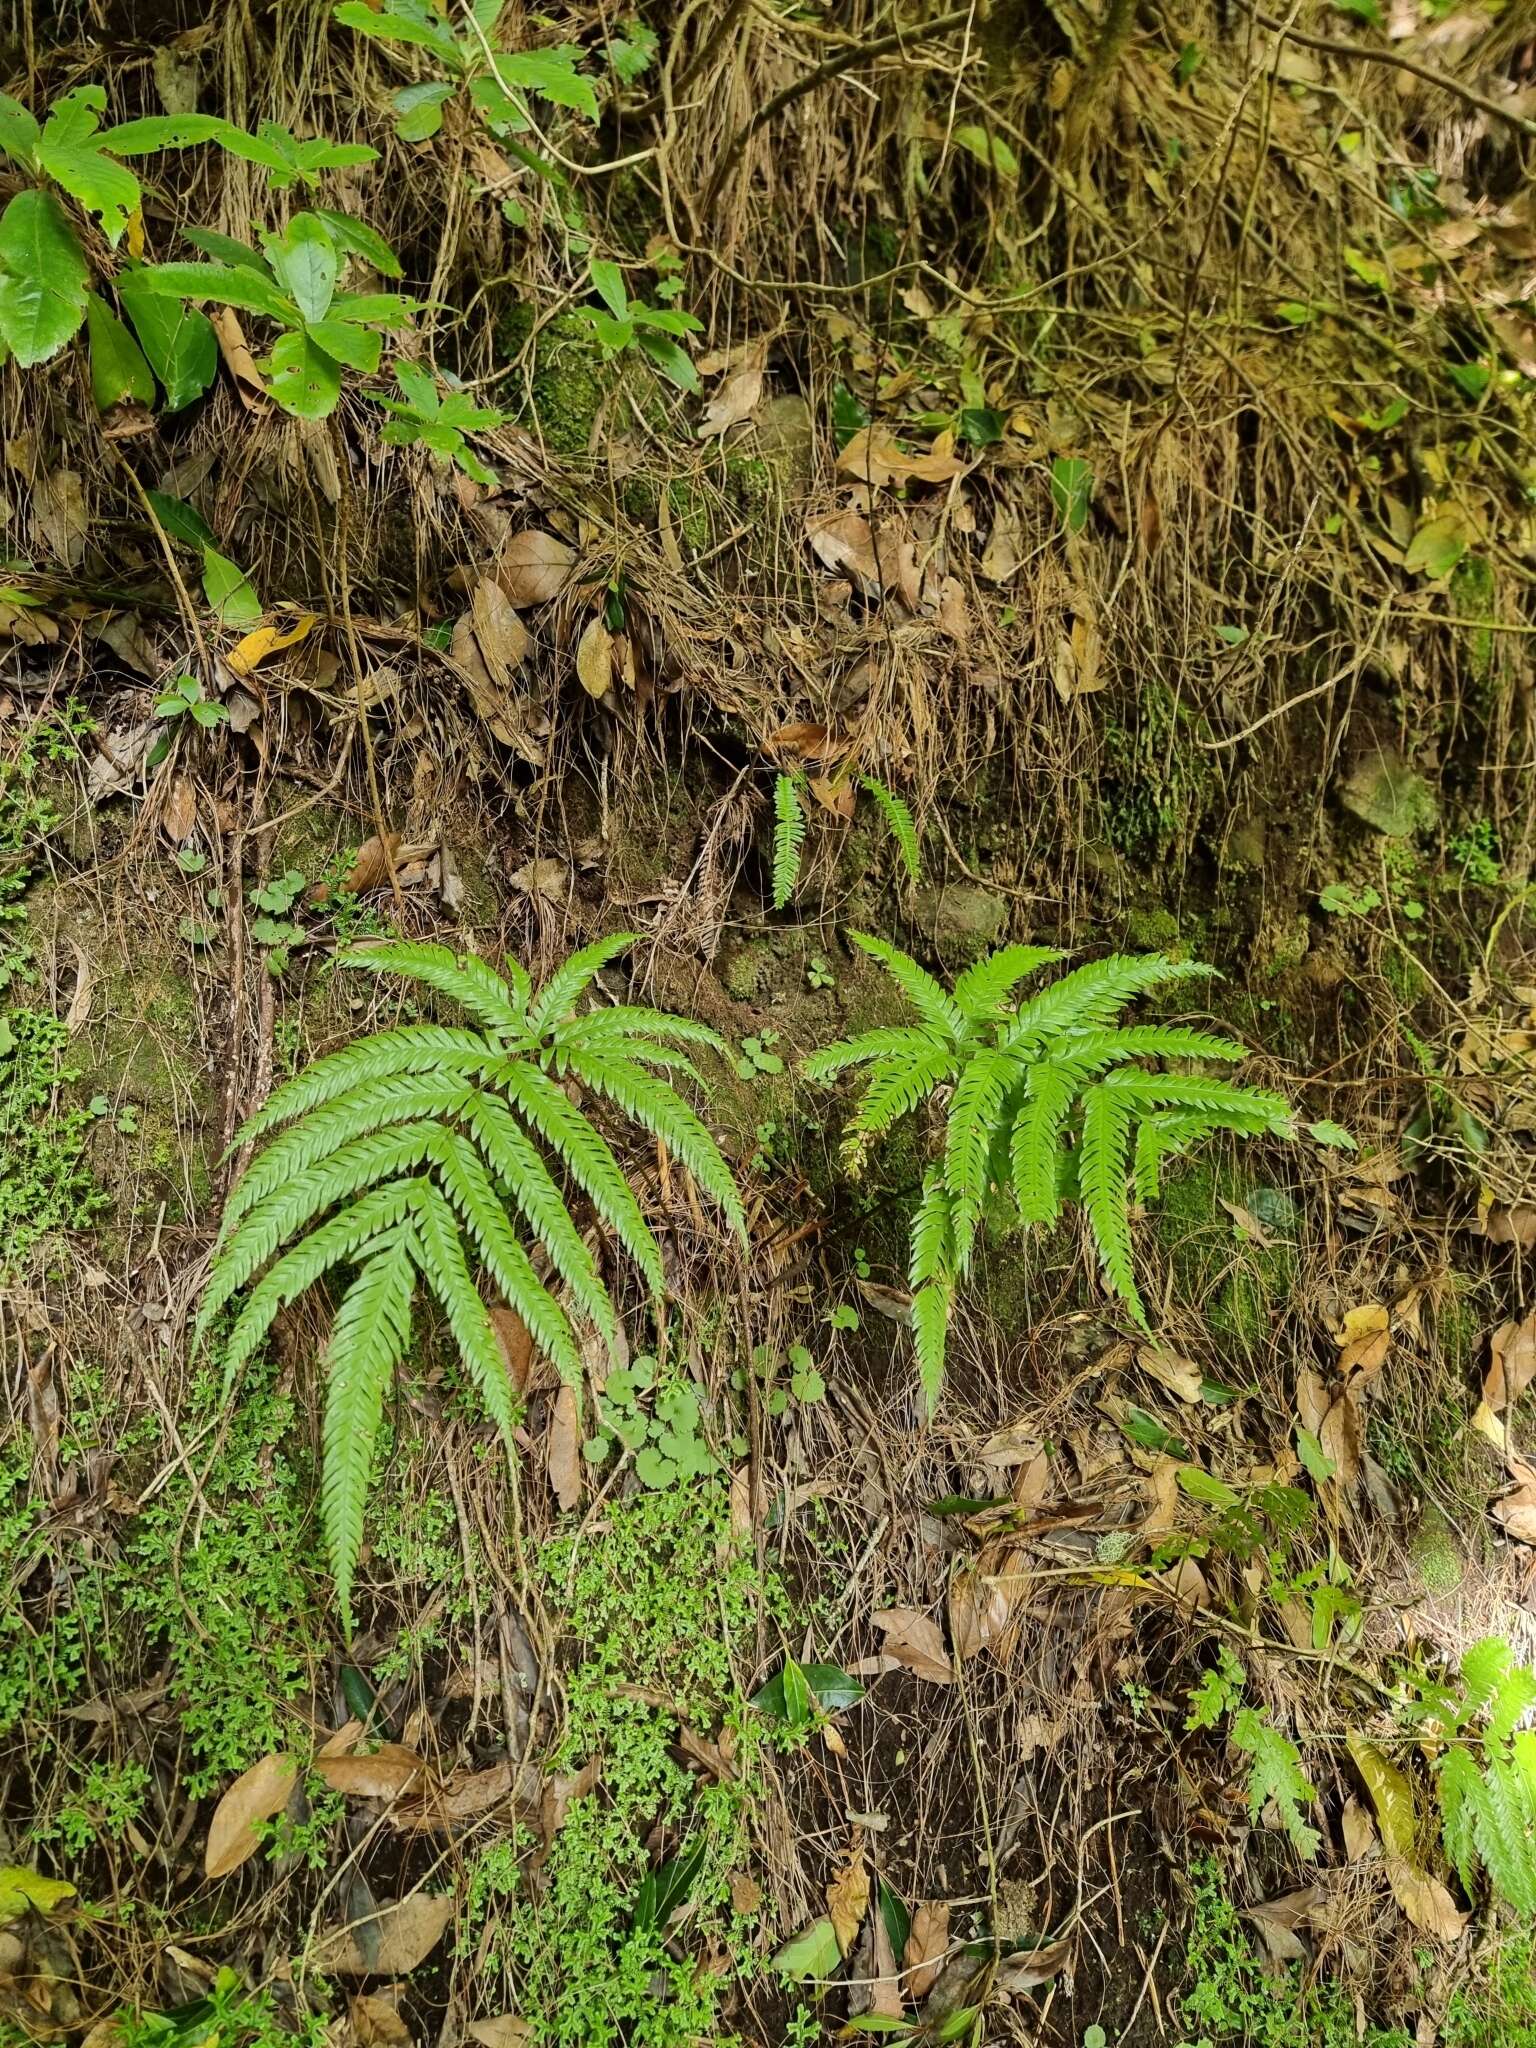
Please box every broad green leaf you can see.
[1446,360,1490,401]
[585,308,634,351]
[333,0,464,69]
[309,209,404,278]
[1295,1428,1337,1484]
[251,121,378,190]
[632,303,703,337]
[134,260,296,323]
[202,546,263,625]
[1346,1732,1418,1861]
[37,86,141,243]
[305,319,381,374]
[329,290,417,328]
[771,1915,842,1979]
[146,489,216,549]
[181,226,273,272]
[951,123,1019,176]
[636,329,698,392]
[101,112,256,154]
[393,81,455,142]
[1404,514,1467,580]
[752,1661,864,1718]
[0,191,89,365]
[1343,246,1391,291]
[86,293,155,410]
[266,215,337,324]
[487,46,599,121]
[467,74,533,136]
[118,273,219,411]
[589,258,628,320]
[1306,1119,1356,1150]
[0,91,42,171]
[0,1867,76,1922]
[1050,455,1093,535]
[393,361,440,414]
[268,330,344,417]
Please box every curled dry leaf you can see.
[547,1383,582,1511]
[391,1757,543,1831]
[994,1934,1073,1995]
[349,1994,412,2048]
[509,857,570,901]
[313,1892,455,1976]
[163,776,197,844]
[1335,1302,1391,1378]
[204,1751,298,1878]
[836,426,968,489]
[1483,1312,1536,1414]
[211,308,268,409]
[1244,1888,1317,1968]
[872,1607,951,1685]
[904,1900,950,1998]
[1137,1343,1203,1403]
[1296,1367,1363,1491]
[226,614,316,677]
[575,614,614,699]
[826,1839,870,1957]
[498,529,576,607]
[470,578,530,689]
[698,340,767,439]
[313,1743,427,1801]
[1493,1451,1536,1545]
[31,469,89,568]
[1484,1204,1536,1250]
[466,2022,531,2048]
[805,505,905,595]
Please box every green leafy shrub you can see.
[370,362,508,483]
[200,937,744,1618]
[578,256,702,392]
[333,0,599,140]
[1426,1636,1536,1912]
[804,941,1292,1405]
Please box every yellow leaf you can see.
[0,1866,77,1922]
[126,208,145,262]
[1345,1733,1417,1861]
[225,613,317,677]
[826,1840,870,1958]
[575,615,613,699]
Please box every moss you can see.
[1153,1156,1294,1353]
[722,942,771,1002]
[1122,904,1181,953]
[496,304,610,458]
[1409,1504,1464,1596]
[1101,680,1219,862]
[667,477,712,550]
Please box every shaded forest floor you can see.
[3,1,1536,2045]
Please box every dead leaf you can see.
[979,512,1021,583]
[1296,1368,1363,1491]
[204,1752,298,1878]
[1384,1857,1466,1943]
[1335,1303,1390,1378]
[1484,1313,1536,1414]
[575,615,614,699]
[226,614,316,677]
[994,1935,1073,1994]
[699,341,767,439]
[466,2021,530,2048]
[826,1840,870,1957]
[1244,1888,1317,1968]
[1342,1796,1378,1862]
[806,505,905,595]
[1219,1196,1276,1246]
[872,1607,951,1684]
[211,308,268,409]
[977,1421,1043,1469]
[904,1901,950,1998]
[1138,1344,1203,1403]
[853,1277,912,1323]
[498,530,575,607]
[491,1306,533,1392]
[447,612,543,761]
[332,833,402,898]
[470,578,531,688]
[837,426,968,489]
[391,1757,543,1831]
[509,857,569,901]
[31,470,88,568]
[163,776,197,843]
[548,1384,581,1511]
[949,1554,1019,1662]
[350,1995,412,2048]
[313,1744,427,1801]
[313,1892,455,1976]
[1485,1205,1536,1250]
[63,946,93,1035]
[1493,1451,1536,1545]
[1051,613,1104,697]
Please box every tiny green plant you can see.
[1414,1636,1536,1913]
[333,0,599,141]
[735,1030,783,1078]
[803,940,1292,1408]
[771,772,921,910]
[579,256,702,392]
[149,676,226,766]
[369,362,508,484]
[133,212,415,420]
[582,1355,717,1488]
[198,937,744,1619]
[1185,1647,1321,1857]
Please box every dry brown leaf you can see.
[331,833,402,898]
[904,1901,950,1998]
[471,578,531,688]
[350,1995,412,2048]
[163,776,197,844]
[391,1757,543,1831]
[977,1420,1042,1469]
[699,341,767,438]
[313,1892,455,1976]
[1335,1303,1390,1378]
[498,529,575,607]
[826,1840,870,1958]
[1244,1888,1317,1968]
[539,1754,602,1842]
[1051,613,1104,697]
[548,1383,582,1511]
[448,612,544,761]
[1296,1368,1363,1490]
[509,857,569,901]
[313,1744,427,1801]
[1138,1344,1203,1403]
[950,1552,1021,1663]
[1384,1857,1466,1943]
[837,426,968,489]
[994,1934,1073,1993]
[979,512,1021,583]
[1484,1313,1536,1413]
[805,505,906,594]
[466,2020,531,2048]
[1485,1205,1536,1250]
[872,1607,951,1684]
[575,615,614,699]
[211,308,268,409]
[31,469,88,568]
[204,1752,298,1878]
[1493,1452,1536,1545]
[1342,1796,1378,1862]
[63,946,93,1036]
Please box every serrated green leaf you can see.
[393,80,455,141]
[487,46,599,121]
[0,92,42,171]
[0,190,89,365]
[37,86,141,243]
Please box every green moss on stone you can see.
[1153,1156,1294,1353]
[497,305,610,458]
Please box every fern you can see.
[1431,1636,1536,1912]
[1231,1707,1322,1858]
[201,938,743,1620]
[861,775,922,884]
[803,937,1293,1410]
[771,773,806,910]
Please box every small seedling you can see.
[736,1030,783,1078]
[149,675,226,766]
[370,362,507,485]
[827,1304,859,1333]
[578,255,702,392]
[806,954,835,991]
[583,1355,718,1488]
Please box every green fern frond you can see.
[339,941,528,1037]
[1051,1025,1249,1076]
[1099,1069,1293,1134]
[221,1071,475,1236]
[802,1026,946,1083]
[772,774,806,910]
[526,932,639,1035]
[1005,954,1213,1054]
[556,1046,748,1245]
[321,1232,416,1627]
[232,1025,493,1146]
[951,944,1068,1024]
[495,1058,665,1295]
[1438,1745,1484,1896]
[1010,1064,1075,1224]
[1132,1111,1210,1203]
[1459,1637,1528,1731]
[1473,1742,1536,1911]
[847,932,965,1039]
[553,1006,726,1056]
[460,1092,619,1350]
[1078,1083,1143,1326]
[912,1281,953,1417]
[861,776,922,884]
[843,1039,961,1157]
[500,954,533,1016]
[411,1182,524,1446]
[203,1123,446,1331]
[908,1171,956,1412]
[217,1182,419,1388]
[943,1046,1021,1268]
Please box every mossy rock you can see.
[1336,748,1439,839]
[1153,1158,1295,1353]
[496,305,611,459]
[1409,1505,1464,1597]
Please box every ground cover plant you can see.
[2,1,1536,2045]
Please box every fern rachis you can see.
[201,937,743,1622]
[803,938,1293,1410]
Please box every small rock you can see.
[753,396,814,489]
[912,883,1008,955]
[1337,747,1437,838]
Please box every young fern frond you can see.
[321,1232,415,1626]
[772,773,806,910]
[847,932,965,1039]
[861,776,922,884]
[340,940,529,1036]
[231,1025,492,1145]
[805,941,1291,1410]
[202,939,744,1622]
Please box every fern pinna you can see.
[803,938,1292,1410]
[199,937,745,1619]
